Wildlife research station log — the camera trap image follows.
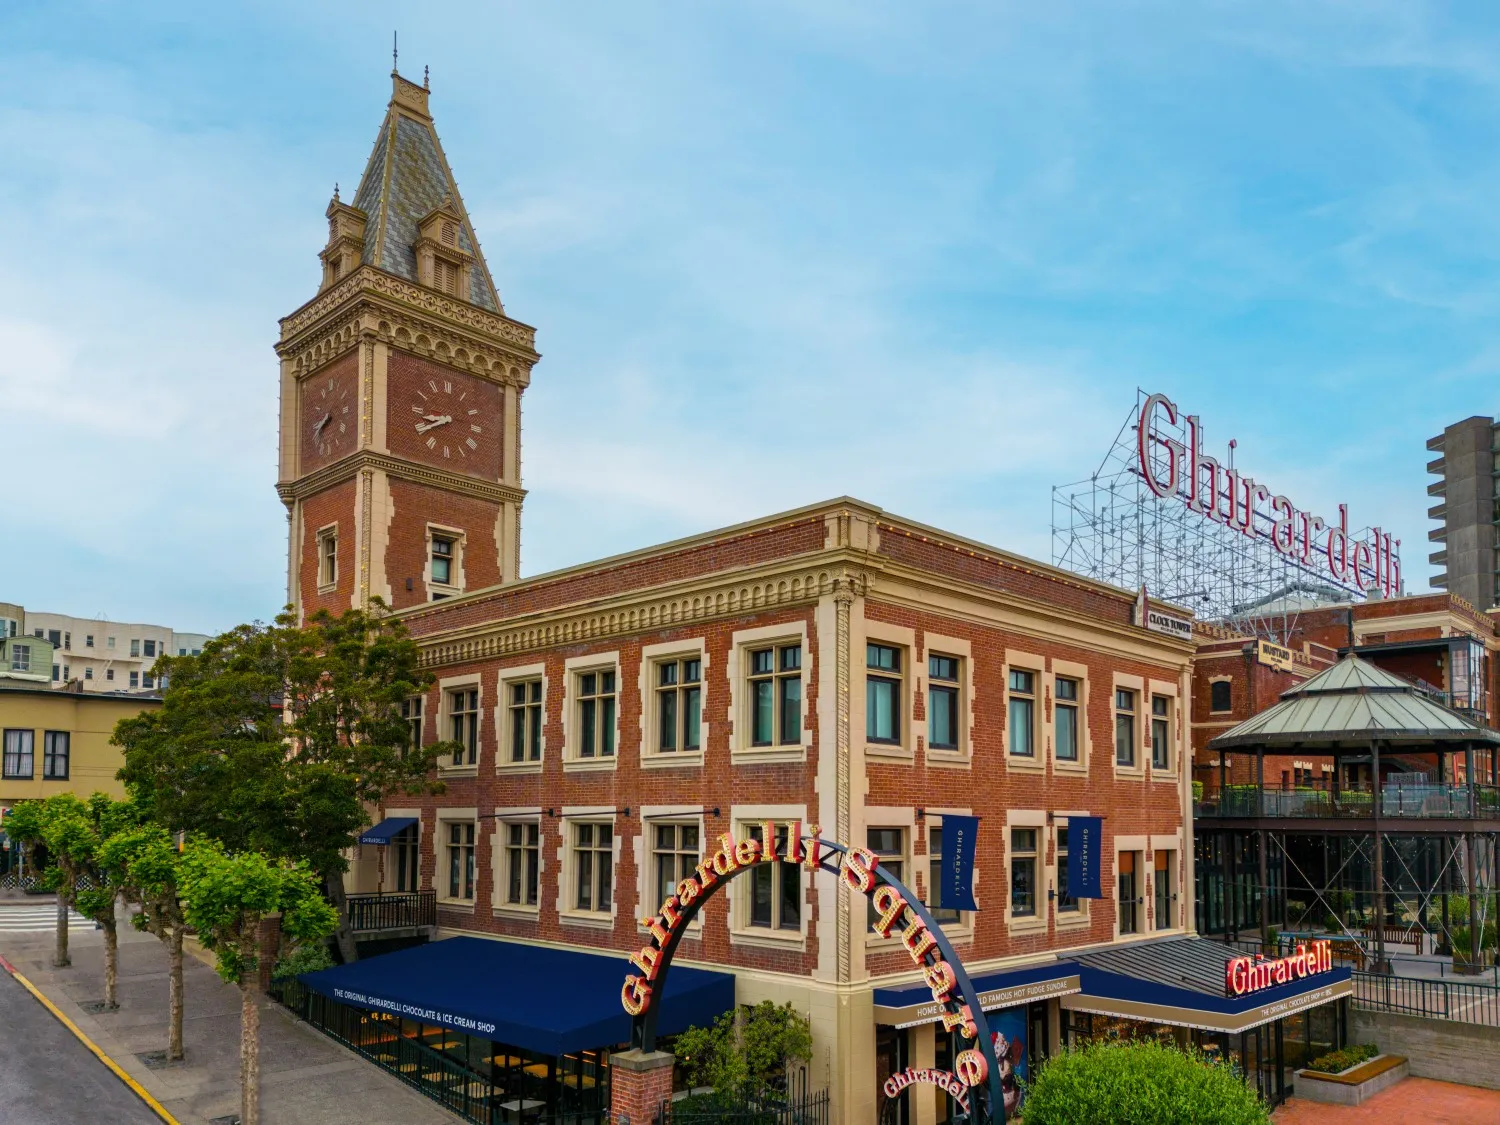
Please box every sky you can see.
[4,1,1500,633]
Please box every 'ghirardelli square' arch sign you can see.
[621,824,1008,1123]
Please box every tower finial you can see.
[392,30,398,74]
[424,65,429,89]
[333,182,340,203]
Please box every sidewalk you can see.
[1274,1076,1500,1123]
[0,910,458,1125]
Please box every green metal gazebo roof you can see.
[1208,655,1500,751]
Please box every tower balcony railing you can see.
[1195,784,1500,820]
[345,890,437,932]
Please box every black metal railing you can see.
[660,1074,829,1125]
[1196,784,1500,820]
[346,891,437,932]
[1352,970,1500,1027]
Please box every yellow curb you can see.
[0,955,184,1125]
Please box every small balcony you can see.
[346,890,438,936]
[1196,783,1500,821]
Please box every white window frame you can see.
[921,632,972,767]
[438,674,482,773]
[728,803,808,950]
[862,621,916,759]
[563,654,620,772]
[494,815,543,917]
[1003,809,1047,935]
[497,663,546,773]
[1051,811,1092,930]
[1050,661,1090,776]
[864,817,912,947]
[641,814,704,925]
[1114,833,1148,940]
[437,811,479,908]
[558,810,618,928]
[1112,673,1146,777]
[1151,837,1181,932]
[425,523,466,600]
[1149,680,1179,781]
[729,624,809,765]
[1003,649,1047,774]
[316,524,338,592]
[921,809,975,937]
[639,640,708,769]
[1208,676,1234,715]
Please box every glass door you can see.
[876,1026,909,1125]
[1118,851,1139,935]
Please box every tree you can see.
[673,1001,814,1095]
[1020,1041,1269,1125]
[4,794,136,990]
[115,602,453,962]
[98,825,190,1059]
[178,841,336,1125]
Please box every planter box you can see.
[1295,1055,1408,1106]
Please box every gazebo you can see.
[1203,655,1500,972]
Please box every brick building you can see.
[279,73,1350,1124]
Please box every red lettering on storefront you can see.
[1225,941,1332,998]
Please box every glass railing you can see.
[1196,784,1500,819]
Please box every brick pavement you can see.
[1273,1076,1500,1124]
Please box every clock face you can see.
[310,374,354,460]
[408,375,485,462]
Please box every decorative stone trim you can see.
[277,450,527,508]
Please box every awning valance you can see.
[359,818,418,845]
[300,936,735,1056]
[874,961,1081,1028]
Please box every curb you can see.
[0,951,184,1125]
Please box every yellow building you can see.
[0,682,160,810]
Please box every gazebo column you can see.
[1372,739,1390,974]
[1466,832,1482,974]
[1257,750,1269,945]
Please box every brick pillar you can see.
[610,1048,674,1125]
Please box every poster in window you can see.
[988,1007,1028,1119]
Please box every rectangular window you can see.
[84,668,93,681]
[867,827,905,929]
[652,823,701,908]
[85,635,94,648]
[318,532,337,588]
[1114,688,1137,767]
[143,639,157,658]
[576,670,617,758]
[928,823,961,924]
[746,823,801,931]
[655,658,702,754]
[42,731,69,780]
[1056,824,1078,914]
[431,535,455,586]
[1151,695,1171,770]
[927,655,960,751]
[572,822,613,913]
[505,822,540,907]
[448,688,479,766]
[1055,677,1080,762]
[47,629,61,647]
[445,822,476,900]
[401,696,424,751]
[866,644,903,745]
[1010,828,1038,918]
[130,638,141,658]
[51,665,59,682]
[748,644,801,747]
[129,671,139,688]
[1118,851,1140,935]
[10,644,30,673]
[2,730,34,779]
[107,636,115,650]
[1155,850,1174,930]
[507,680,543,762]
[1210,680,1232,713]
[106,669,114,682]
[1007,669,1035,756]
[393,824,420,893]
[142,673,154,690]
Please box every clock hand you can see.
[414,414,454,434]
[314,413,331,435]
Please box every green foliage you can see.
[272,942,333,982]
[97,824,185,937]
[1019,1041,1269,1125]
[673,1002,814,1095]
[114,603,452,882]
[1191,781,1203,803]
[177,840,337,985]
[1304,1043,1377,1074]
[4,793,138,923]
[1450,922,1498,956]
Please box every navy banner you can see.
[940,815,980,912]
[1066,816,1103,900]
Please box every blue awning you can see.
[359,817,417,845]
[300,936,735,1056]
[874,960,1081,1027]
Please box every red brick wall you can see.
[384,480,502,610]
[386,352,504,482]
[299,352,359,474]
[299,480,357,614]
[405,518,828,638]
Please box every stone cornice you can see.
[278,265,538,364]
[276,450,526,508]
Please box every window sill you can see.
[496,759,544,775]
[730,746,806,766]
[1113,763,1146,778]
[1054,911,1091,930]
[1006,755,1046,773]
[925,752,971,770]
[563,757,618,773]
[1006,914,1047,934]
[730,927,805,952]
[316,582,337,596]
[428,584,464,600]
[438,764,479,778]
[1149,770,1180,784]
[865,745,913,762]
[491,904,541,921]
[437,899,476,914]
[559,910,616,931]
[642,751,704,771]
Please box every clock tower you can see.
[276,71,536,618]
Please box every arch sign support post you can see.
[621,825,1006,1124]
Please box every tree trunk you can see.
[323,869,358,964]
[240,969,261,1125]
[167,925,185,1062]
[103,914,119,1010]
[53,895,70,968]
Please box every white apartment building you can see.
[5,605,210,693]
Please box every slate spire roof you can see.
[1209,654,1500,749]
[350,72,502,313]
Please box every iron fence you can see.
[659,1075,828,1125]
[346,890,437,932]
[1197,784,1500,820]
[1352,970,1500,1027]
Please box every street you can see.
[0,966,161,1125]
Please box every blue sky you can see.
[3,2,1499,632]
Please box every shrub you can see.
[1020,1040,1268,1125]
[272,942,333,981]
[1450,922,1498,957]
[672,1001,812,1095]
[1304,1043,1378,1074]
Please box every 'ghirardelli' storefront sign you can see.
[1136,394,1400,598]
